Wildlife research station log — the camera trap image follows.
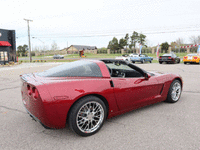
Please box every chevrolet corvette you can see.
[20,59,183,136]
[159,52,180,64]
[183,53,200,64]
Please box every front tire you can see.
[165,80,182,103]
[68,96,107,136]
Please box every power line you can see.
[25,24,200,38]
[31,29,200,39]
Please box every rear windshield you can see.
[162,54,172,56]
[187,54,197,56]
[36,61,102,77]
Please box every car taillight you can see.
[194,57,197,59]
[159,56,161,59]
[27,85,32,95]
[183,56,187,59]
[32,87,39,99]
[168,57,171,59]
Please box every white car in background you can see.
[115,54,131,61]
[129,53,139,57]
[115,53,139,61]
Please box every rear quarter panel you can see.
[43,78,119,128]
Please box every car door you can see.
[111,73,161,111]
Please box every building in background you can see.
[63,45,97,54]
[0,28,16,64]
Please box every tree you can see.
[119,38,126,49]
[107,37,119,53]
[130,31,139,49]
[124,33,129,49]
[176,38,184,46]
[17,44,28,56]
[161,42,169,53]
[197,36,200,44]
[138,33,146,46]
[51,41,59,51]
[170,42,178,48]
[190,36,198,45]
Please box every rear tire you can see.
[159,61,162,64]
[165,80,182,103]
[141,60,145,64]
[184,62,187,64]
[68,96,107,136]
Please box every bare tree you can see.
[176,38,184,45]
[190,36,198,45]
[51,41,59,51]
[197,36,200,44]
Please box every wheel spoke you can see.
[76,101,104,134]
[171,82,181,101]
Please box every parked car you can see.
[20,59,183,136]
[130,54,153,63]
[129,53,139,57]
[115,53,139,61]
[115,54,131,61]
[183,53,200,64]
[159,52,180,64]
[53,55,64,59]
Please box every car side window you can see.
[106,63,143,78]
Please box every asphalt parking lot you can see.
[0,62,200,150]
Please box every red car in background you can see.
[20,59,183,136]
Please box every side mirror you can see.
[144,73,150,80]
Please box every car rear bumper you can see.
[184,60,199,63]
[159,60,175,63]
[23,104,52,129]
[21,76,65,129]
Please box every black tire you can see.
[149,60,152,63]
[68,96,107,136]
[132,61,135,63]
[141,60,145,64]
[184,62,187,64]
[165,80,182,103]
[177,60,180,64]
[159,61,162,64]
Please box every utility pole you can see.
[24,18,33,62]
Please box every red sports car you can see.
[20,59,183,136]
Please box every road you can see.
[0,62,200,150]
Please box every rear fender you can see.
[45,78,119,127]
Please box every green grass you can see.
[18,59,78,63]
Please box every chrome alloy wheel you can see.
[76,101,104,133]
[171,82,181,101]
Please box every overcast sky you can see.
[1,0,200,50]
